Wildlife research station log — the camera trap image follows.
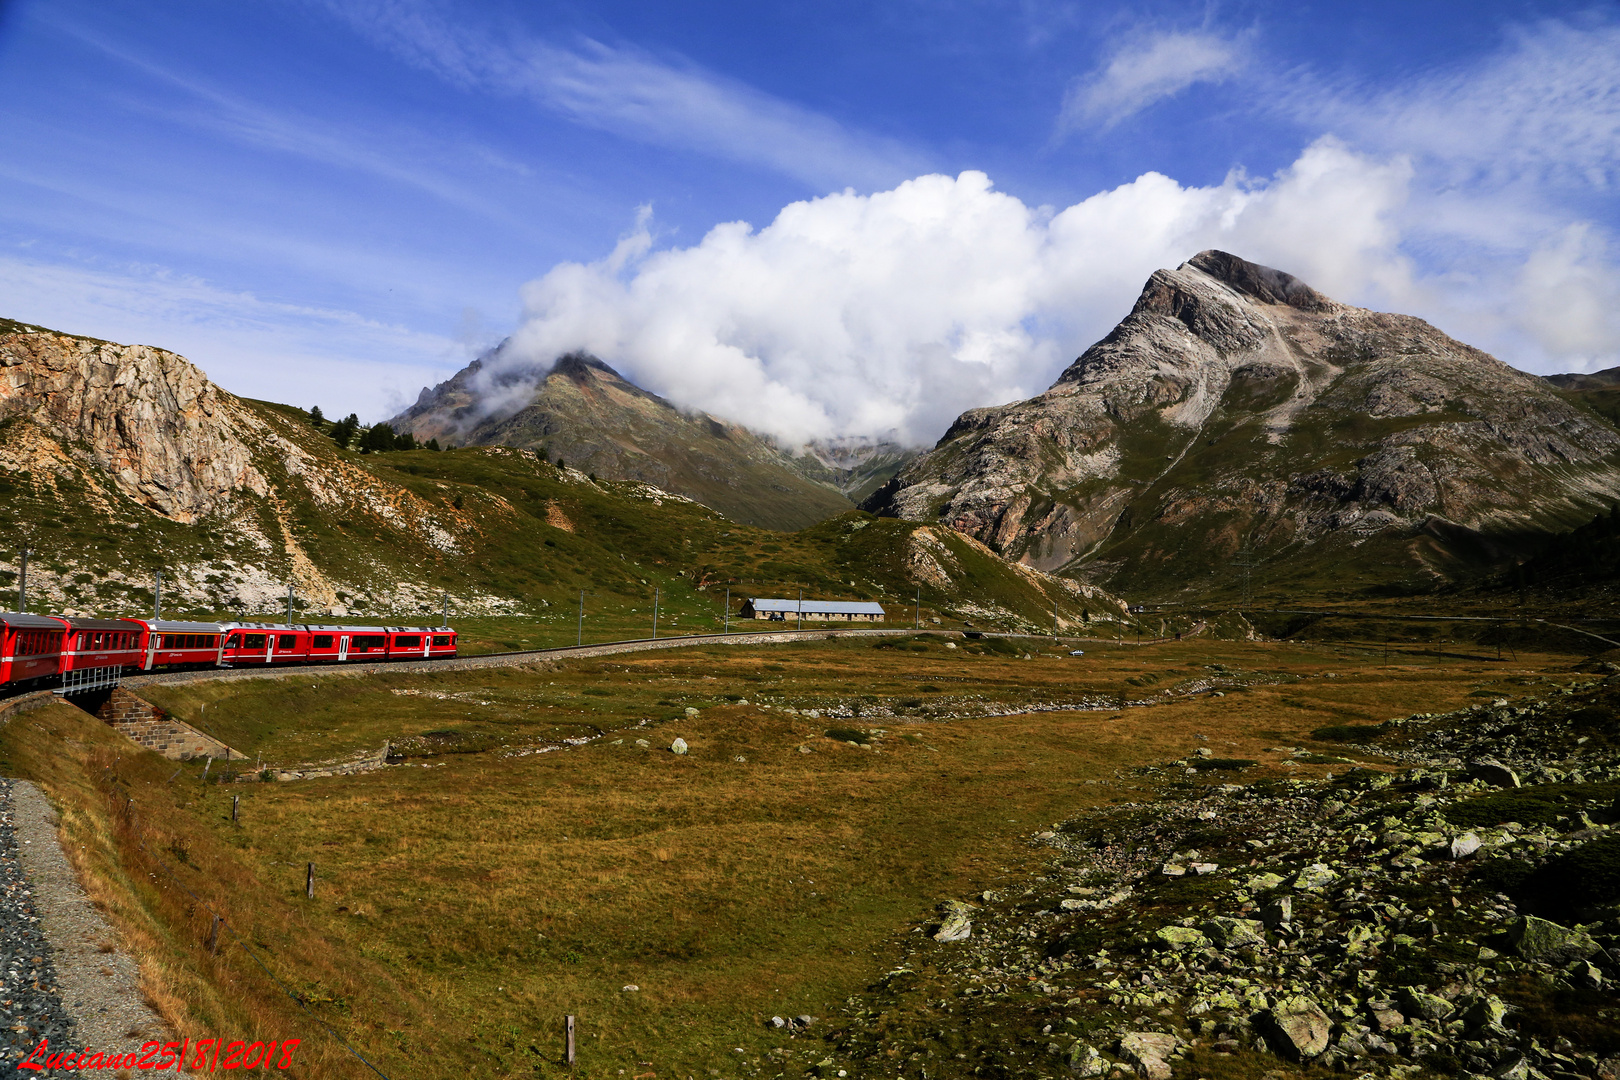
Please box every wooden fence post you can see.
[207,915,221,954]
[231,795,239,822]
[565,1015,575,1067]
[306,863,314,899]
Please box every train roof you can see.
[744,598,887,615]
[0,612,68,630]
[67,617,143,631]
[138,620,227,633]
[300,625,450,632]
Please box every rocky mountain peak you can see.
[1183,250,1333,311]
[867,252,1620,597]
[550,351,620,383]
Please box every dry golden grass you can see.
[1,636,1586,1079]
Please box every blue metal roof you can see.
[746,598,885,615]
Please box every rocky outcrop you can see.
[0,329,269,521]
[807,675,1620,1080]
[865,251,1620,595]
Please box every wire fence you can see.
[102,772,394,1080]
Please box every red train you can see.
[0,614,458,693]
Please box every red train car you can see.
[0,613,69,688]
[292,626,458,663]
[121,620,225,670]
[62,619,144,673]
[220,624,310,665]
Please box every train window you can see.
[394,636,421,648]
[432,635,452,646]
[312,635,333,648]
[351,635,386,650]
[207,635,217,648]
[278,635,296,649]
[242,634,267,649]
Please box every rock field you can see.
[789,671,1620,1079]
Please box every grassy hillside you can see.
[20,636,1564,1078]
[0,390,1113,637]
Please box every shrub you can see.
[824,727,871,745]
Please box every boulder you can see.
[1203,916,1266,949]
[1449,831,1483,859]
[1117,1032,1178,1080]
[1399,986,1455,1021]
[1508,916,1600,964]
[1066,1043,1107,1077]
[1366,1004,1404,1033]
[1260,897,1292,929]
[1292,864,1338,891]
[1468,758,1521,788]
[1260,995,1332,1060]
[934,901,974,942]
[1154,925,1209,951]
[670,738,689,755]
[1493,1054,1531,1080]
[1462,994,1508,1031]
[684,707,700,717]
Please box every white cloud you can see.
[322,0,925,190]
[1517,224,1620,369]
[1317,19,1620,193]
[494,138,1416,446]
[0,255,462,421]
[1058,29,1247,133]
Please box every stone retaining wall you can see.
[94,688,239,761]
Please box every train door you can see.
[144,626,157,671]
[338,635,349,661]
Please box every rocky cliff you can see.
[864,252,1620,597]
[390,348,857,531]
[0,318,500,617]
[0,319,268,522]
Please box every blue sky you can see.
[1,0,1617,441]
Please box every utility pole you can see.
[1053,599,1058,639]
[441,592,449,629]
[286,583,295,628]
[652,587,660,640]
[797,587,803,632]
[154,571,162,621]
[914,586,920,630]
[577,590,585,646]
[15,547,26,613]
[1232,539,1262,610]
[723,586,730,634]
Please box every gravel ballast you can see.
[2,780,167,1065]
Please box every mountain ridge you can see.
[389,345,879,531]
[864,250,1620,599]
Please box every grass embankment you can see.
[4,638,1587,1078]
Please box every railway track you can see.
[117,625,925,690]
